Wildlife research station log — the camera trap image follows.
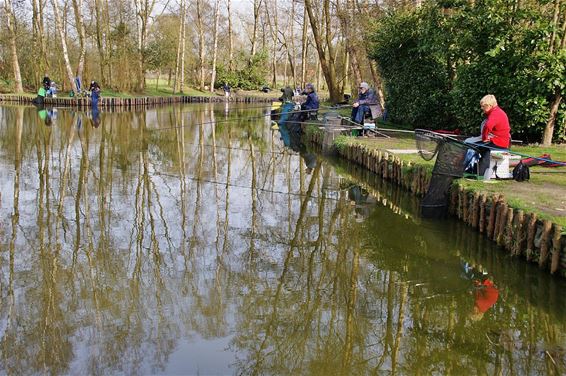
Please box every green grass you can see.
[99,78,214,98]
[331,133,566,226]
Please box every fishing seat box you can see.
[484,151,521,180]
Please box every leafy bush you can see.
[215,50,269,90]
[370,0,565,143]
[371,7,456,130]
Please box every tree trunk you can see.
[51,0,79,93]
[304,0,342,102]
[227,0,234,71]
[368,61,386,109]
[5,0,23,92]
[264,0,278,88]
[94,0,107,84]
[272,0,278,88]
[32,0,48,87]
[133,0,155,91]
[288,0,297,87]
[196,0,205,90]
[103,0,112,86]
[210,0,220,92]
[179,0,186,93]
[542,89,562,146]
[549,0,560,53]
[542,11,566,145]
[71,0,87,79]
[300,5,308,87]
[336,0,362,93]
[341,47,349,94]
[250,0,262,59]
[173,0,185,93]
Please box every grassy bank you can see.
[1,78,282,99]
[310,124,566,227]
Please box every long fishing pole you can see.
[152,171,344,202]
[414,128,566,167]
[150,107,326,132]
[466,142,566,167]
[174,141,300,156]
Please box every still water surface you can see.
[1,104,566,375]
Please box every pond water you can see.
[1,103,566,375]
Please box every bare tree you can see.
[4,0,23,92]
[196,0,206,90]
[51,0,79,93]
[179,0,187,93]
[250,0,262,59]
[210,0,220,92]
[227,0,234,71]
[304,0,342,102]
[264,0,278,87]
[133,0,157,91]
[71,0,87,79]
[173,0,186,93]
[93,0,105,83]
[300,4,308,87]
[31,0,48,87]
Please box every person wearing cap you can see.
[42,75,51,91]
[300,83,319,119]
[351,82,381,125]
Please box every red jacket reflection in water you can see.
[472,279,499,320]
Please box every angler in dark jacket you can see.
[301,83,319,112]
[300,83,319,121]
[351,81,382,124]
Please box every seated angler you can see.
[300,83,319,120]
[351,82,381,125]
[279,86,294,103]
[476,94,511,176]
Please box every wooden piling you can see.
[0,94,273,109]
[538,220,554,268]
[526,214,537,261]
[512,210,525,256]
[487,196,499,240]
[550,225,563,274]
[479,194,487,233]
[496,202,508,247]
[504,207,514,251]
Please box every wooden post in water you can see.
[504,207,514,251]
[512,210,525,256]
[538,220,553,268]
[487,196,499,239]
[526,214,537,261]
[496,202,508,247]
[479,194,487,233]
[550,225,563,274]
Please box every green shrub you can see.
[370,0,565,143]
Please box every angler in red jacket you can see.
[477,95,511,176]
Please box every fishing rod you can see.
[466,142,566,167]
[152,171,344,202]
[173,141,300,156]
[414,128,566,167]
[151,107,330,132]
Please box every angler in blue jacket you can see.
[300,83,319,120]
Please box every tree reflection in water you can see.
[0,104,566,375]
